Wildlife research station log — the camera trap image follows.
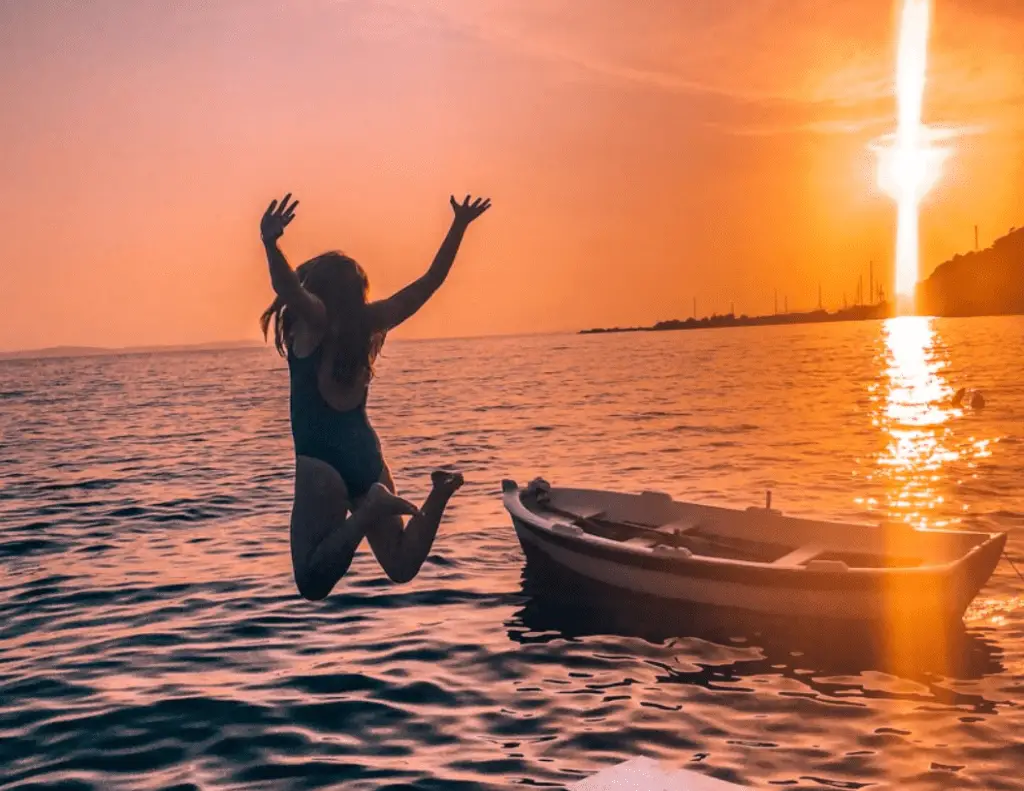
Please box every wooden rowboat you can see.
[502,478,1006,623]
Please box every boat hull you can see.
[510,509,1005,623]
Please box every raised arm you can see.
[369,195,491,331]
[261,194,326,329]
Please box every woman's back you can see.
[288,323,378,413]
[286,333,384,500]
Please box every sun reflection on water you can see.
[866,317,1014,630]
[865,316,1002,528]
[873,315,959,529]
[864,317,1007,668]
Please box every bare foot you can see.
[363,482,422,518]
[431,470,465,498]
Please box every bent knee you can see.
[383,560,420,585]
[294,571,332,602]
[386,569,415,585]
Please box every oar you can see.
[533,494,776,557]
[532,497,692,548]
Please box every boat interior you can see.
[523,485,995,570]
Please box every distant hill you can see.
[918,226,1024,316]
[0,340,264,362]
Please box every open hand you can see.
[450,194,491,226]
[261,193,299,242]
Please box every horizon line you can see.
[0,329,576,360]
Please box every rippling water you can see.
[2,317,1023,790]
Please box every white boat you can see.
[501,478,1007,623]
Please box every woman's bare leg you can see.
[290,456,419,601]
[363,465,465,583]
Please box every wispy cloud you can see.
[400,0,898,104]
[351,0,1024,136]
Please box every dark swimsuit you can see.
[287,343,385,499]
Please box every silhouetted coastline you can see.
[918,225,1024,316]
[583,224,1024,335]
[581,303,891,335]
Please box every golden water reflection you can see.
[867,315,998,529]
[868,316,1015,648]
[872,316,958,529]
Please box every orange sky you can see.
[1,0,1023,350]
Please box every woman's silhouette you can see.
[259,192,491,600]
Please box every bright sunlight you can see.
[874,0,948,311]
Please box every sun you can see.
[873,0,949,312]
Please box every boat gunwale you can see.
[503,483,1005,578]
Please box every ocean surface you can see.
[2,316,1023,791]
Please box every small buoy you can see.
[951,387,985,410]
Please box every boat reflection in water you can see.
[508,552,1003,692]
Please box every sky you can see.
[1,0,1023,350]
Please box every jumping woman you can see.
[259,192,491,600]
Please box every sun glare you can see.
[874,0,948,312]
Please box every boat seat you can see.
[653,545,694,558]
[772,543,825,567]
[807,559,849,572]
[656,518,703,535]
[571,506,607,521]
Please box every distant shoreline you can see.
[583,224,1024,336]
[0,340,264,362]
[580,303,892,335]
[0,331,561,362]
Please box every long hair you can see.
[260,252,382,386]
